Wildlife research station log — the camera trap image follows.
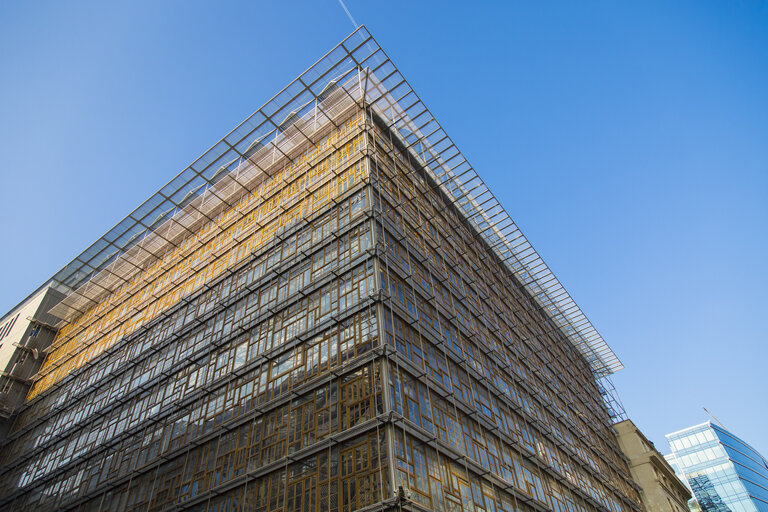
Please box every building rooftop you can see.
[5,26,623,377]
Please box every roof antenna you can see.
[337,0,359,28]
[703,407,728,431]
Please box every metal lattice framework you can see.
[23,26,621,377]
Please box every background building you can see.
[666,422,768,512]
[0,286,64,436]
[0,28,642,512]
[614,419,691,511]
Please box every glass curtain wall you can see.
[0,27,643,512]
[667,423,768,512]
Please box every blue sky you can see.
[1,1,766,456]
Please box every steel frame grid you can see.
[36,103,369,396]
[358,70,621,377]
[323,28,622,377]
[0,175,385,509]
[364,110,639,510]
[48,68,367,324]
[0,28,643,508]
[16,26,620,379]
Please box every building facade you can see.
[0,28,642,512]
[666,422,768,512]
[614,419,691,511]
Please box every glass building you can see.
[0,28,642,512]
[666,422,768,512]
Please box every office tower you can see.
[614,419,691,511]
[666,422,768,512]
[0,28,642,512]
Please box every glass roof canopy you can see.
[21,26,623,377]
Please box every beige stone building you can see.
[615,419,692,511]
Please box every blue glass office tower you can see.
[666,422,768,512]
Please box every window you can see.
[0,313,19,340]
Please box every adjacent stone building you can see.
[615,420,691,511]
[0,286,64,437]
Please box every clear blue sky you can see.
[1,1,766,456]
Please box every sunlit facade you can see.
[666,422,768,512]
[0,28,642,512]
